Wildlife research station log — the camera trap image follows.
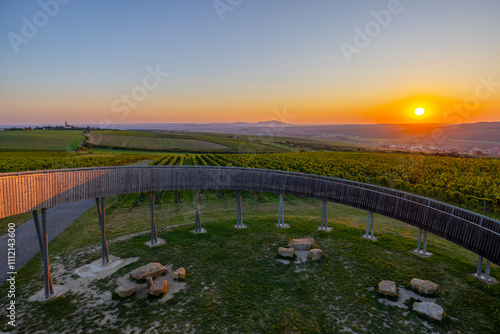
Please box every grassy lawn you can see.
[0,130,84,151]
[0,191,499,333]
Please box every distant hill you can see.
[81,121,500,149]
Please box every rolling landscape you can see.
[1,1,500,333]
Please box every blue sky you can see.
[1,0,499,125]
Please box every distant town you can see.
[383,144,500,158]
[0,121,97,132]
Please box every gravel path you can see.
[0,160,152,282]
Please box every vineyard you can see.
[145,152,500,216]
[0,151,155,173]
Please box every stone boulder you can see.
[413,302,443,321]
[410,278,440,295]
[146,277,153,289]
[287,238,315,250]
[308,249,324,261]
[149,280,168,296]
[278,247,295,257]
[174,268,186,280]
[378,280,397,297]
[115,284,135,298]
[130,263,167,280]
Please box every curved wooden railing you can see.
[1,166,499,265]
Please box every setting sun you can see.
[415,107,425,116]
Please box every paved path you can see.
[0,160,152,282]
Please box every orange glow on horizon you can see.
[1,91,499,125]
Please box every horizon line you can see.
[2,120,500,127]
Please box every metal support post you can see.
[149,192,158,245]
[95,197,110,266]
[416,229,423,252]
[474,256,492,282]
[32,209,56,300]
[318,199,332,231]
[365,211,370,237]
[194,190,202,233]
[423,230,428,254]
[276,193,288,227]
[370,212,375,238]
[235,190,246,228]
[476,256,484,278]
[412,228,432,256]
[484,260,491,281]
[362,211,376,240]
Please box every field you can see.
[87,133,230,151]
[0,190,498,333]
[0,130,84,151]
[86,131,293,153]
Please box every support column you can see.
[235,190,247,229]
[193,190,205,233]
[423,230,428,254]
[149,192,158,245]
[32,209,56,300]
[276,193,289,228]
[474,256,492,282]
[416,229,423,252]
[485,260,492,281]
[476,256,483,277]
[95,197,110,266]
[318,199,332,232]
[362,211,377,241]
[411,228,432,257]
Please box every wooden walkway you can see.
[1,166,499,281]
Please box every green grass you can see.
[0,130,84,151]
[1,191,498,333]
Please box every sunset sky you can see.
[1,0,499,125]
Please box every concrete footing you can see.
[144,237,166,247]
[361,234,378,241]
